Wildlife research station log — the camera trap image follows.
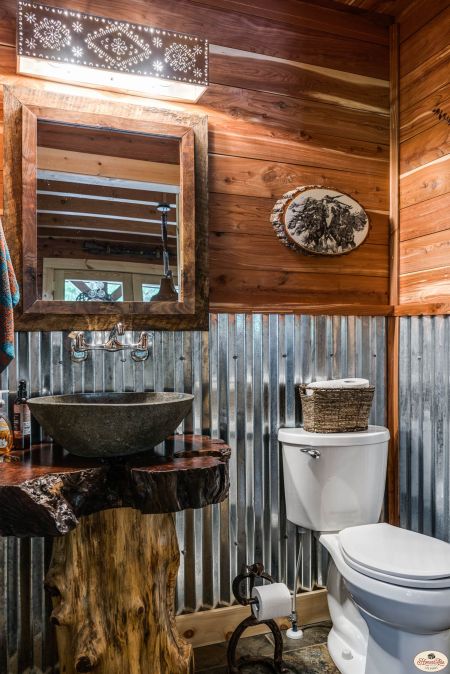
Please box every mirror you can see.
[3,86,208,331]
[37,122,180,304]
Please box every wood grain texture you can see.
[0,0,390,313]
[177,588,330,648]
[0,0,389,79]
[37,122,180,164]
[46,509,193,674]
[389,23,399,306]
[397,0,450,42]
[399,264,450,304]
[400,229,450,276]
[400,193,450,242]
[398,2,450,307]
[400,122,450,175]
[399,6,450,78]
[2,85,208,330]
[209,155,389,209]
[0,436,231,537]
[399,157,450,210]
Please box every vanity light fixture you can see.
[17,1,209,102]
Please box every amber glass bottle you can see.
[0,399,13,457]
[13,380,31,450]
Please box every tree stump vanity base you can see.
[47,509,192,674]
[0,435,230,674]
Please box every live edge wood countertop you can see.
[0,435,231,537]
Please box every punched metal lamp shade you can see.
[17,1,209,102]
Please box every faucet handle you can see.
[69,331,86,350]
[137,332,149,350]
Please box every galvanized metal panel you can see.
[0,315,386,673]
[399,316,450,542]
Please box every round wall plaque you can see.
[271,185,370,256]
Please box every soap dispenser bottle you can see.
[13,380,31,450]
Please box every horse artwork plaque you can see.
[271,185,370,256]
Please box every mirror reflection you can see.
[36,121,180,303]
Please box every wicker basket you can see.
[298,384,375,433]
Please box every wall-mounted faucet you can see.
[69,323,151,363]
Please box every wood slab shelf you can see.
[0,435,231,674]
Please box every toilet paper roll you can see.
[307,378,369,390]
[251,583,292,621]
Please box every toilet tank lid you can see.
[278,425,389,446]
[339,523,450,581]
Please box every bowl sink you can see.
[28,392,194,458]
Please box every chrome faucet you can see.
[104,322,125,351]
[69,324,151,363]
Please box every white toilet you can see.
[279,425,450,674]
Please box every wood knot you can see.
[76,655,95,672]
[183,629,194,639]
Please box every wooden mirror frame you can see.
[3,85,208,331]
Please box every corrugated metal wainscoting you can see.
[1,314,387,674]
[399,315,450,542]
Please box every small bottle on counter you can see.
[13,380,31,450]
[0,399,13,456]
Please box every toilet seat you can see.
[339,523,450,589]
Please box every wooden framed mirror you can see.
[3,85,208,331]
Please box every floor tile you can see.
[194,623,337,672]
[282,643,339,673]
[195,634,275,672]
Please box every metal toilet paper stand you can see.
[227,563,289,673]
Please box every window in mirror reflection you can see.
[36,120,181,303]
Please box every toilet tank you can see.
[279,426,390,532]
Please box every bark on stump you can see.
[46,508,193,674]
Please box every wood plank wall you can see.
[397,0,450,308]
[0,0,392,313]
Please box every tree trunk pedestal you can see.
[0,435,230,674]
[47,509,192,674]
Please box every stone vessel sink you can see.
[28,392,194,458]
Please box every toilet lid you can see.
[339,523,450,589]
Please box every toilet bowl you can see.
[279,426,450,674]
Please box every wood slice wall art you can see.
[271,185,370,256]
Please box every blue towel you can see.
[0,220,19,372]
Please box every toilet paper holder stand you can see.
[227,562,289,673]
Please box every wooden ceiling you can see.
[36,123,179,258]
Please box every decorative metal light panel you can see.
[17,1,208,86]
[271,185,370,256]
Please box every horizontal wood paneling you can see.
[400,50,450,117]
[211,233,388,276]
[400,194,450,242]
[400,84,450,141]
[0,0,390,311]
[398,3,450,307]
[400,121,450,174]
[0,0,389,78]
[209,155,388,208]
[400,230,450,275]
[210,268,389,307]
[399,268,450,305]
[397,0,450,42]
[399,6,450,78]
[209,193,389,244]
[209,48,389,111]
[191,0,392,43]
[400,157,450,210]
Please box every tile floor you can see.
[194,622,339,673]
